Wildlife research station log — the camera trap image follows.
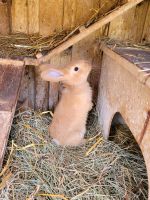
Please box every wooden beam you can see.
[101,43,150,89]
[37,0,144,65]
[0,58,24,66]
[0,63,24,167]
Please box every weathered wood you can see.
[0,111,12,167]
[142,1,150,42]
[28,0,39,34]
[74,0,96,27]
[97,46,150,198]
[0,2,9,34]
[37,0,144,64]
[11,0,28,33]
[28,66,35,109]
[108,7,136,41]
[18,66,29,110]
[0,63,24,167]
[39,0,63,36]
[17,65,35,110]
[101,44,150,89]
[132,0,149,42]
[108,0,149,42]
[0,64,24,111]
[35,66,49,110]
[63,0,76,31]
[0,58,24,66]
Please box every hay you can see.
[101,37,150,50]
[0,108,148,200]
[0,0,122,59]
[0,31,70,59]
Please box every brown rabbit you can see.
[40,60,93,146]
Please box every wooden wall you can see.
[0,1,9,34]
[0,0,150,110]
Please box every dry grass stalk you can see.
[0,108,148,200]
[0,0,124,60]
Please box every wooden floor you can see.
[0,63,24,167]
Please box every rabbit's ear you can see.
[41,69,64,82]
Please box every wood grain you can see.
[11,0,28,33]
[0,63,24,167]
[0,111,12,167]
[0,64,24,111]
[142,1,150,42]
[63,0,76,31]
[108,7,136,41]
[28,0,39,34]
[108,0,149,42]
[35,66,49,110]
[132,0,149,42]
[18,66,29,110]
[0,2,9,34]
[39,0,63,36]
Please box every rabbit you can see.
[40,60,93,146]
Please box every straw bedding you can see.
[0,108,148,200]
[0,0,123,60]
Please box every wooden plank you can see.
[28,0,39,34]
[28,66,35,109]
[0,2,9,34]
[17,66,35,110]
[39,0,63,36]
[11,0,28,33]
[0,111,12,167]
[35,66,49,110]
[18,66,29,110]
[49,55,61,110]
[38,0,144,64]
[63,0,76,31]
[0,64,24,111]
[101,44,150,89]
[0,64,24,167]
[74,0,96,27]
[108,0,149,42]
[108,7,136,41]
[132,0,149,42]
[0,58,24,66]
[142,1,150,42]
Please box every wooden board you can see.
[0,65,24,111]
[108,0,149,42]
[39,0,63,36]
[0,2,9,34]
[109,47,150,69]
[0,63,24,167]
[17,66,35,110]
[28,0,39,34]
[0,111,12,167]
[35,66,49,110]
[11,0,28,33]
[142,1,150,42]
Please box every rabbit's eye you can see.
[74,67,79,71]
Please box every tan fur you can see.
[40,60,93,146]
